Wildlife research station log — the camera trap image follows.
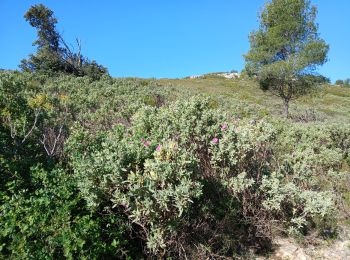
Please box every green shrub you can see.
[0,165,130,259]
[1,71,349,258]
[67,97,341,256]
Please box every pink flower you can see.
[156,145,162,151]
[221,123,228,131]
[141,138,151,147]
[212,137,219,144]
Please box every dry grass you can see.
[158,77,350,122]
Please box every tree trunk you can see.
[283,99,289,118]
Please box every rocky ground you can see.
[270,238,350,259]
[257,228,350,260]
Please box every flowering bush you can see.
[68,97,344,255]
[1,72,349,258]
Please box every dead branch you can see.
[21,109,40,144]
[40,124,64,157]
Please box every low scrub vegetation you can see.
[1,71,349,258]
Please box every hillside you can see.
[2,0,350,258]
[159,76,350,123]
[1,71,350,258]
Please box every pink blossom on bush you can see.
[141,138,151,147]
[221,123,228,131]
[212,137,219,144]
[156,145,162,151]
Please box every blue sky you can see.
[0,1,349,81]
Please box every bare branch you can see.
[76,38,82,67]
[21,109,40,144]
[59,35,74,58]
[40,133,50,155]
[5,115,17,139]
[50,124,63,155]
[40,124,64,157]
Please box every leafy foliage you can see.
[0,70,349,258]
[335,78,350,87]
[20,4,108,79]
[244,0,329,117]
[67,97,345,256]
[0,166,130,259]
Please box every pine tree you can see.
[244,0,329,118]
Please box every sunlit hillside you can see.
[159,76,350,123]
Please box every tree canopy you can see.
[244,0,329,117]
[20,4,108,80]
[335,78,350,87]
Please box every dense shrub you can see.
[0,166,130,259]
[1,72,349,258]
[67,97,343,257]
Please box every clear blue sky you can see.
[0,1,349,81]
